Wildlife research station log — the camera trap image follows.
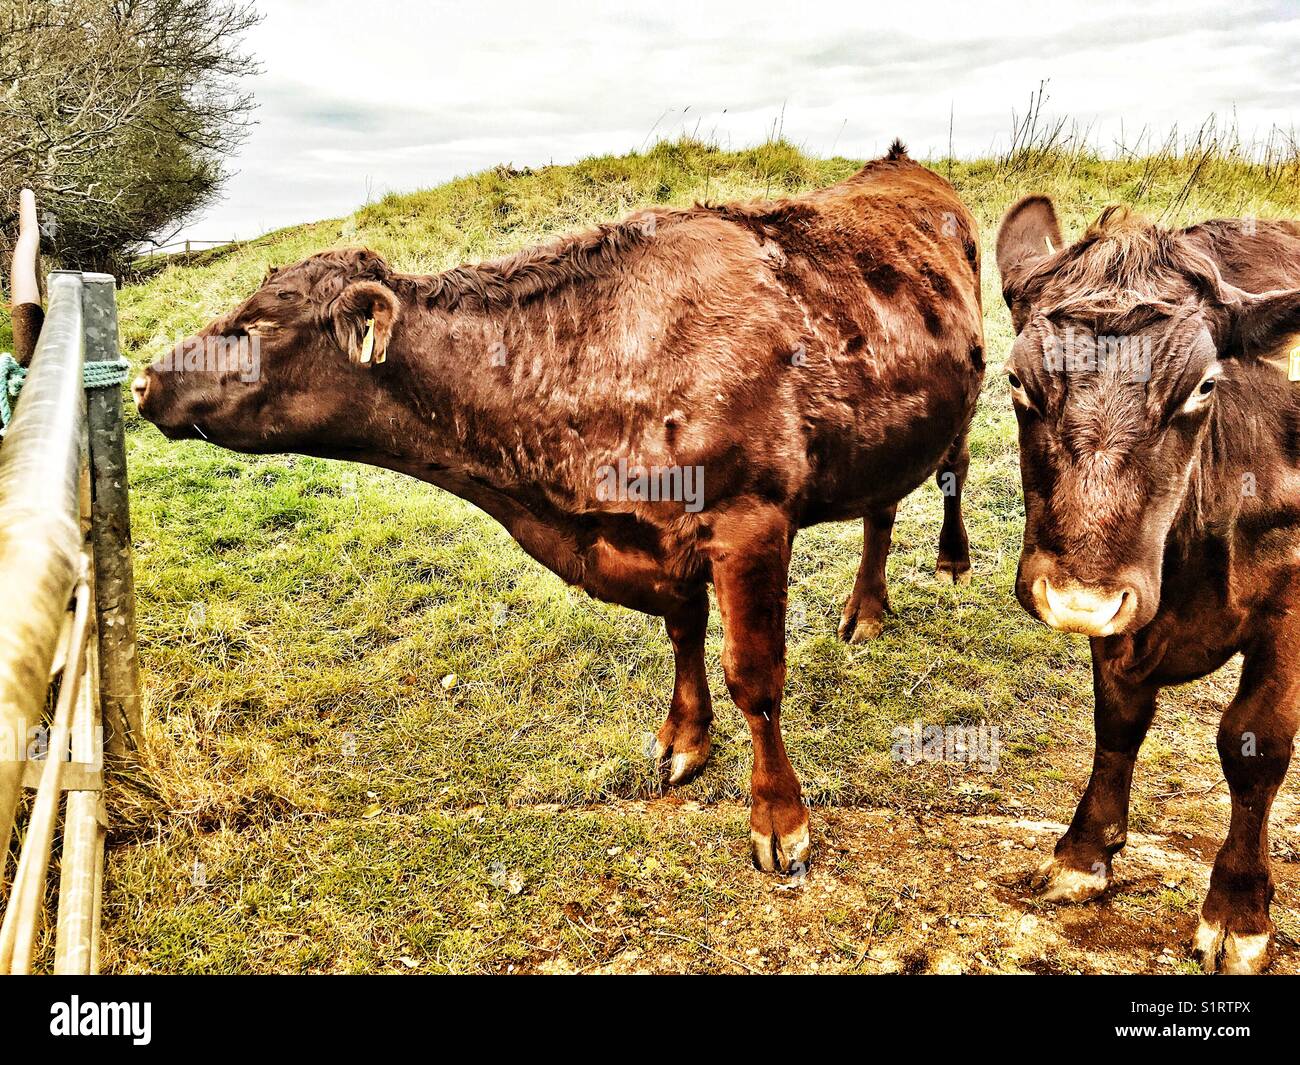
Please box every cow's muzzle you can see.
[1017,550,1149,637]
[132,363,200,440]
[1032,576,1138,637]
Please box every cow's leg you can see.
[838,504,896,643]
[934,429,972,584]
[711,507,809,873]
[1035,650,1158,903]
[1194,642,1300,975]
[653,592,713,785]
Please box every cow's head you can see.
[997,197,1300,636]
[134,248,401,452]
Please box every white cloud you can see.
[177,0,1300,243]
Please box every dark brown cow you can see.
[135,143,984,873]
[997,197,1300,972]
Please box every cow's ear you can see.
[996,195,1063,321]
[331,280,400,365]
[1228,288,1300,377]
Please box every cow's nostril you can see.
[1111,589,1139,631]
[132,375,149,405]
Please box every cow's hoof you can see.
[837,598,886,643]
[934,559,972,585]
[750,807,811,875]
[652,733,711,786]
[1193,917,1271,975]
[1032,856,1109,903]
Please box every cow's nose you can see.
[1034,576,1138,637]
[131,374,149,408]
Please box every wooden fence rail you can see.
[0,269,139,973]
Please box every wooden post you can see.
[9,189,43,366]
[81,273,141,754]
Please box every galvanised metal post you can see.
[82,272,141,754]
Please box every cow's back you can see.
[438,155,984,525]
[739,157,986,522]
[617,155,987,524]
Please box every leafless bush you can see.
[0,0,262,277]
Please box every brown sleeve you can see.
[10,302,44,367]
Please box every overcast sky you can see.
[176,0,1300,245]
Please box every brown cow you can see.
[135,143,984,873]
[997,197,1300,972]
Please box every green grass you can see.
[8,132,1300,972]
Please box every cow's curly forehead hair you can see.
[1011,206,1233,330]
[269,247,393,305]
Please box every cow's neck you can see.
[360,294,597,508]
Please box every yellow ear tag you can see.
[359,318,375,365]
[1289,343,1300,382]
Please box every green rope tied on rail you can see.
[1,354,25,428]
[1,352,133,430]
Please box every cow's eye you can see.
[1007,370,1033,409]
[277,289,296,301]
[1181,364,1222,414]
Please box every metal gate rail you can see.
[0,270,140,973]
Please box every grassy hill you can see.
[9,135,1300,972]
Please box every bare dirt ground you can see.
[532,663,1300,975]
[571,801,1297,975]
